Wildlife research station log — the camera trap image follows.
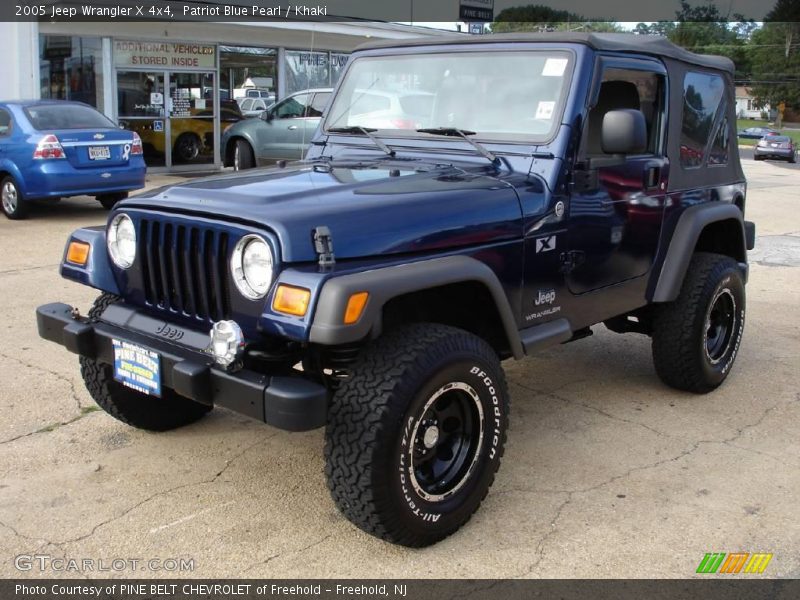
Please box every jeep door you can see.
[566,58,669,295]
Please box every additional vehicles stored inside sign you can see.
[37,33,754,547]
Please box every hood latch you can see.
[313,226,335,268]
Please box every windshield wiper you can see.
[416,127,498,165]
[327,126,395,157]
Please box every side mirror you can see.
[263,110,274,123]
[601,109,647,155]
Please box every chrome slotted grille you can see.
[139,219,231,321]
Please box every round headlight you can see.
[231,235,274,299]
[107,213,136,269]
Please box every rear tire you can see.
[79,293,212,431]
[233,139,255,171]
[173,133,201,162]
[97,192,128,210]
[1,176,28,220]
[325,323,509,547]
[651,252,746,393]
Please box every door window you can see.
[240,98,254,111]
[308,92,331,117]
[680,72,725,168]
[274,94,310,119]
[584,68,666,157]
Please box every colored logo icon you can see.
[696,552,773,574]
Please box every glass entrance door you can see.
[117,71,167,167]
[168,72,216,166]
[116,70,222,169]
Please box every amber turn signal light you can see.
[272,285,311,317]
[344,292,369,325]
[66,241,90,266]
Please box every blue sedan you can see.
[0,100,147,219]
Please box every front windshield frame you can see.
[323,48,575,145]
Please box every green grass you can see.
[737,118,800,146]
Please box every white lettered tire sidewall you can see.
[392,357,507,537]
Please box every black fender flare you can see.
[651,203,748,303]
[308,255,524,358]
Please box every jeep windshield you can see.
[324,51,572,143]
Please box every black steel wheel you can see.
[704,288,736,364]
[652,252,746,393]
[409,382,484,502]
[325,323,509,547]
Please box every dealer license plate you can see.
[112,339,161,397]
[89,145,111,160]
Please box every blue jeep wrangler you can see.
[37,33,755,547]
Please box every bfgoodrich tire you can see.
[325,323,509,547]
[652,252,746,393]
[97,192,128,210]
[79,293,212,431]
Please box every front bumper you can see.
[36,302,328,432]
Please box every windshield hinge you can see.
[313,226,335,268]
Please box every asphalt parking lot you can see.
[0,158,798,579]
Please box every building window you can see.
[680,71,725,168]
[284,51,349,96]
[39,36,104,109]
[220,46,277,103]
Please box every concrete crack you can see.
[0,263,61,275]
[510,379,676,439]
[13,434,276,547]
[0,406,100,446]
[243,534,333,575]
[0,350,83,413]
[514,398,788,577]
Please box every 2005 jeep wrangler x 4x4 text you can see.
[37,33,756,547]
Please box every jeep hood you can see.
[128,160,524,263]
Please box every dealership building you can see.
[0,19,447,171]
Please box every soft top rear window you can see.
[24,104,116,130]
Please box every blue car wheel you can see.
[1,176,27,220]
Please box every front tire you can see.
[325,323,509,547]
[79,293,212,431]
[233,139,255,171]
[97,192,128,210]
[1,176,27,219]
[652,252,746,393]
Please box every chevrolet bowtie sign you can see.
[460,0,494,22]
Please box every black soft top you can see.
[356,32,734,74]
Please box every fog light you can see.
[209,320,244,367]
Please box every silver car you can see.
[222,88,332,169]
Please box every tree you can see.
[747,0,800,123]
[491,5,621,33]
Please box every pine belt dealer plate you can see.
[112,339,162,397]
